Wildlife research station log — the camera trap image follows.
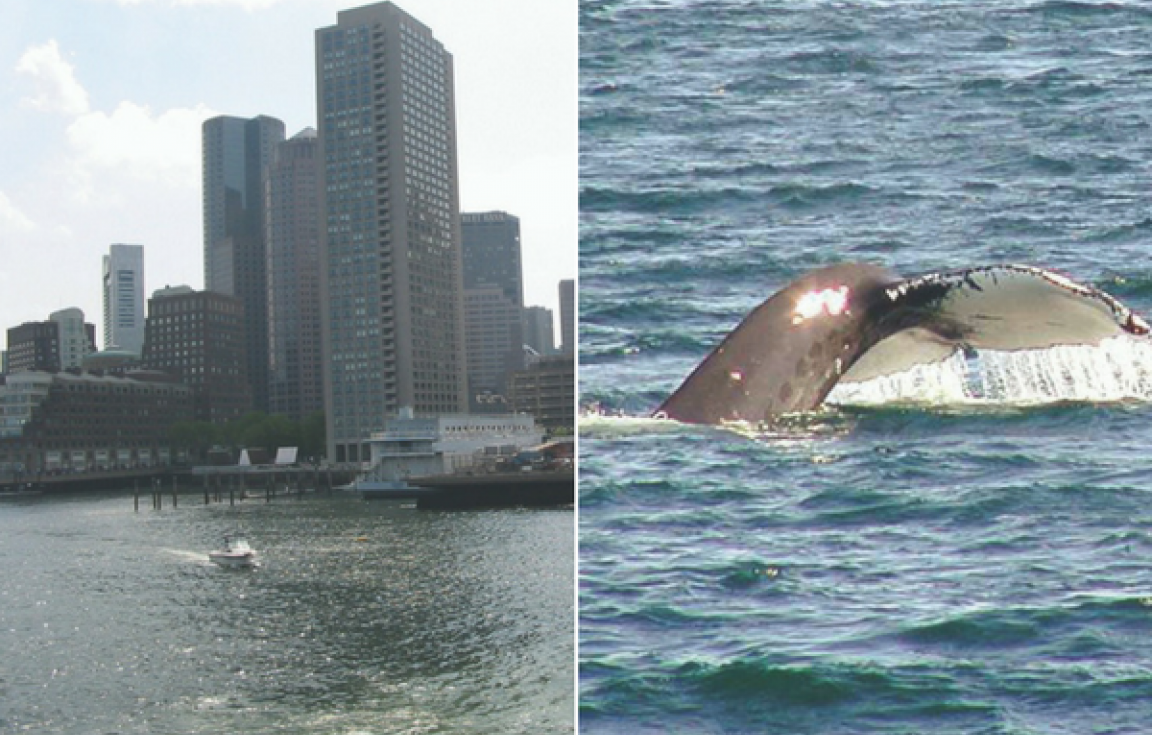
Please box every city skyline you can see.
[0,0,576,346]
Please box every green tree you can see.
[301,411,326,462]
[168,420,219,463]
[245,414,299,451]
[171,411,327,465]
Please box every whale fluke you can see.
[657,263,1150,424]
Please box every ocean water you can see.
[1,491,573,734]
[579,1,1152,733]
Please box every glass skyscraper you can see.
[316,2,468,463]
[202,114,285,413]
[266,128,324,423]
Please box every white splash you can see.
[827,335,1152,407]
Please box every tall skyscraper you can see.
[102,243,145,354]
[559,279,575,355]
[316,2,468,463]
[202,114,285,414]
[266,128,324,422]
[461,211,525,411]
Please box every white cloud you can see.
[66,102,216,190]
[15,40,90,116]
[0,191,36,234]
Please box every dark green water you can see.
[1,491,573,734]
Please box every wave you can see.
[581,180,883,216]
[766,181,878,209]
[898,596,1152,651]
[1088,218,1152,244]
[1094,271,1152,302]
[784,48,881,76]
[1023,1,1152,20]
[580,185,760,215]
[581,655,994,721]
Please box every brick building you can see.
[0,370,193,477]
[508,354,575,436]
[141,287,251,423]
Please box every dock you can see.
[361,468,574,509]
[0,465,356,496]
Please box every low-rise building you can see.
[508,354,575,436]
[6,310,97,374]
[359,410,544,486]
[0,370,193,478]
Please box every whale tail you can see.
[657,263,1150,424]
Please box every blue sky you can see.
[0,0,576,345]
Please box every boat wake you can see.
[161,548,212,564]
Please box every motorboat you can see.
[209,534,258,568]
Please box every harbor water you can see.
[1,490,573,734]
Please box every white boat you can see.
[209,534,258,568]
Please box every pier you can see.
[0,461,572,512]
[0,464,356,500]
[361,467,574,510]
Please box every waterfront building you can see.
[81,349,140,373]
[202,114,286,413]
[0,370,193,476]
[0,371,51,441]
[508,353,575,435]
[6,311,95,374]
[266,128,324,422]
[559,279,575,355]
[316,2,468,463]
[102,244,146,355]
[462,212,525,410]
[141,287,250,423]
[522,306,556,356]
[361,410,544,483]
